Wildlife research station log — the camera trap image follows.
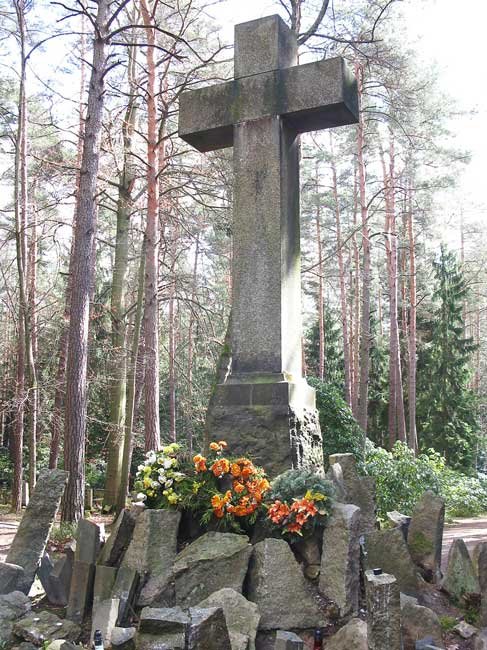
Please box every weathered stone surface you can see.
[137,607,189,650]
[325,618,368,650]
[408,491,445,582]
[197,587,260,650]
[39,548,74,607]
[365,527,419,596]
[401,599,443,650]
[75,519,101,564]
[442,538,480,600]
[453,621,478,638]
[476,629,487,650]
[477,542,487,626]
[188,607,232,650]
[123,509,180,606]
[319,503,361,616]
[111,626,136,650]
[6,469,68,594]
[328,454,376,534]
[90,598,120,644]
[12,611,80,644]
[98,510,135,567]
[173,532,252,608]
[0,591,31,644]
[247,538,325,631]
[66,560,95,623]
[274,630,304,649]
[387,511,411,540]
[112,566,139,625]
[93,565,117,609]
[0,562,25,595]
[415,639,443,650]
[365,570,401,650]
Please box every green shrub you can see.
[439,469,487,517]
[308,377,364,468]
[0,448,12,488]
[269,469,334,504]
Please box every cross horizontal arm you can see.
[179,57,358,153]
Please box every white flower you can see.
[165,479,174,488]
[136,493,147,502]
[137,464,144,472]
[163,458,173,469]
[146,451,157,464]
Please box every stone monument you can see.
[179,15,358,475]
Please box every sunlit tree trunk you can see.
[407,183,418,453]
[62,0,110,522]
[351,169,361,417]
[186,234,199,452]
[314,162,325,381]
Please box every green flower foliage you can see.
[366,441,487,520]
[307,377,364,468]
[269,469,334,504]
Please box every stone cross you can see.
[179,15,358,474]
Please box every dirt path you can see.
[442,516,487,567]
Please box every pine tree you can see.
[417,247,479,472]
[305,307,344,390]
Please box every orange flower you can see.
[211,458,230,477]
[214,508,224,518]
[295,512,309,525]
[209,442,221,451]
[259,478,270,493]
[291,498,317,517]
[193,454,207,472]
[287,522,302,534]
[218,441,228,448]
[241,467,253,480]
[233,481,245,494]
[268,500,291,524]
[230,463,241,478]
[211,494,224,509]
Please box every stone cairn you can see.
[5,456,485,650]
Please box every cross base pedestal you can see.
[206,374,324,477]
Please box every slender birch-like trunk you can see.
[407,183,418,453]
[314,162,325,381]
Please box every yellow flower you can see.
[210,442,221,451]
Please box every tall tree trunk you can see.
[407,183,418,453]
[355,63,371,437]
[116,238,146,513]
[141,0,161,452]
[186,234,199,452]
[330,133,352,406]
[50,22,86,470]
[168,221,178,443]
[27,196,38,489]
[104,48,138,508]
[61,0,109,522]
[314,162,325,381]
[351,169,361,417]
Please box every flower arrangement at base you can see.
[191,441,270,532]
[133,443,191,509]
[265,469,333,540]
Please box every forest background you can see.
[1,0,486,522]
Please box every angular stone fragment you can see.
[442,538,480,600]
[476,629,487,650]
[387,511,411,540]
[12,610,80,644]
[274,630,304,649]
[415,638,443,650]
[173,532,252,608]
[328,453,377,534]
[6,469,68,594]
[91,598,120,644]
[453,621,478,638]
[137,606,189,650]
[0,562,25,595]
[400,599,443,650]
[247,538,325,631]
[93,565,117,609]
[111,626,136,650]
[122,509,180,606]
[112,566,139,625]
[365,527,419,596]
[408,491,445,582]
[325,618,368,650]
[66,560,95,623]
[319,503,361,615]
[75,519,102,564]
[365,570,401,650]
[477,542,487,626]
[39,547,74,607]
[198,587,260,650]
[98,510,135,566]
[188,607,232,650]
[0,591,31,644]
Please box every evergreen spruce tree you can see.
[305,307,344,390]
[417,247,479,471]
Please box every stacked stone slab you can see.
[37,543,75,606]
[0,591,31,645]
[274,630,304,649]
[98,509,136,567]
[4,469,68,594]
[67,519,103,623]
[400,598,443,650]
[328,454,377,534]
[319,502,361,616]
[172,532,252,608]
[477,542,487,626]
[407,491,445,582]
[365,527,419,596]
[188,607,232,650]
[137,606,189,650]
[325,618,368,650]
[442,538,480,601]
[247,538,326,631]
[365,570,401,650]
[122,509,180,606]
